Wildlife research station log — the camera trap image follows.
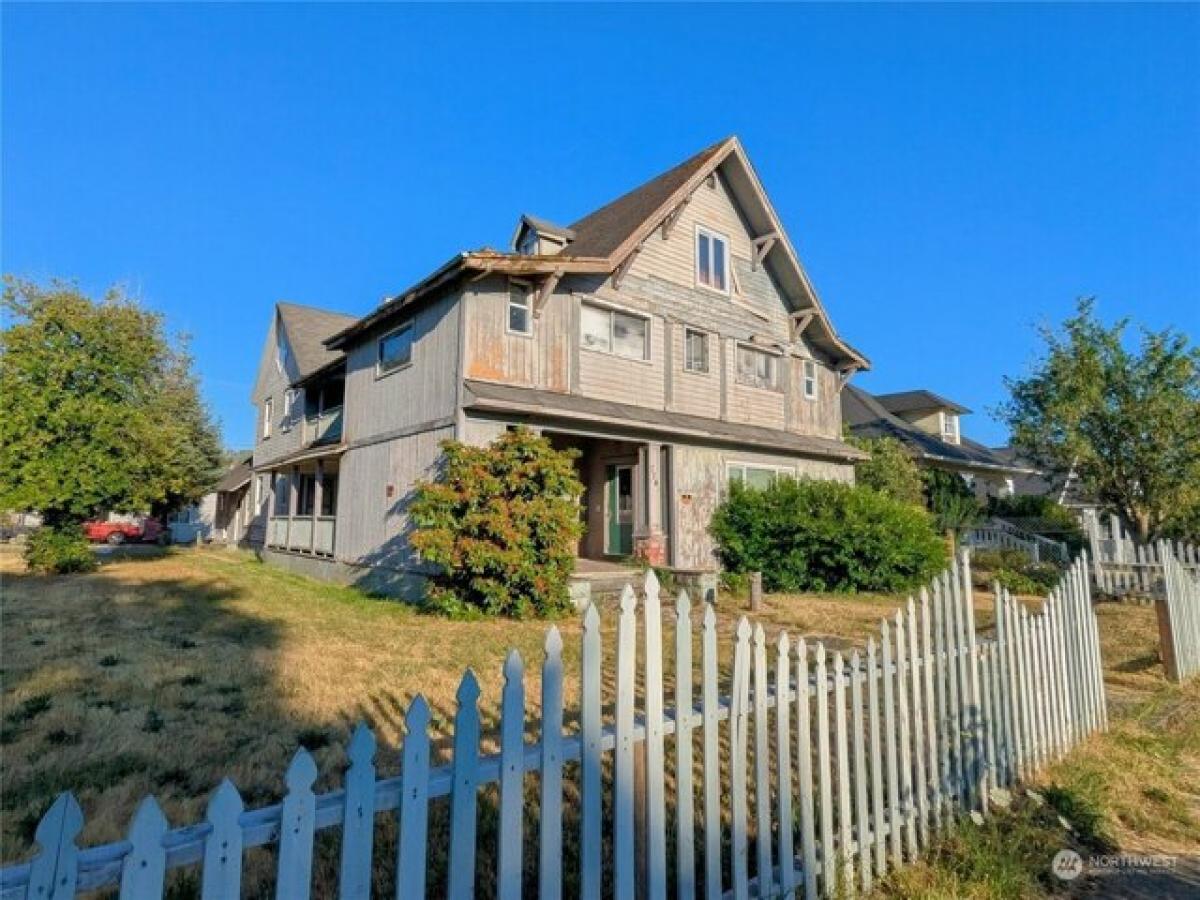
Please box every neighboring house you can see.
[247,136,871,597]
[990,445,1102,528]
[842,386,1030,499]
[165,455,257,545]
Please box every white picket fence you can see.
[1086,513,1200,598]
[1159,544,1200,683]
[962,519,1069,564]
[0,552,1108,899]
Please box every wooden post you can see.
[750,572,762,613]
[1155,597,1181,682]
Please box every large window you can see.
[273,473,290,515]
[262,398,273,439]
[320,474,338,516]
[508,288,532,336]
[684,327,709,373]
[696,226,729,293]
[580,303,648,360]
[803,360,818,400]
[378,324,413,375]
[296,474,317,517]
[736,345,779,390]
[727,462,794,490]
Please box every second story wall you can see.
[341,290,462,445]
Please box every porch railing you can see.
[304,406,343,446]
[266,515,336,557]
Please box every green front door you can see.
[606,464,634,556]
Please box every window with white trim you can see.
[727,462,795,490]
[580,303,648,360]
[941,411,960,444]
[377,324,413,375]
[684,327,709,373]
[696,226,729,293]
[508,288,532,336]
[281,389,297,431]
[803,359,818,400]
[736,344,779,390]
[262,398,273,439]
[275,331,289,373]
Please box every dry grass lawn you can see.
[0,545,1108,897]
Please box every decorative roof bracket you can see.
[660,195,692,240]
[611,247,641,291]
[752,231,779,270]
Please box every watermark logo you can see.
[1052,849,1084,881]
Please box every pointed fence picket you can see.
[3,556,1108,900]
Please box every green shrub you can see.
[924,469,984,536]
[970,548,1031,572]
[23,526,97,574]
[710,478,948,593]
[410,428,584,618]
[848,435,926,506]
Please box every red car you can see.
[83,517,168,545]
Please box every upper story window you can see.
[281,389,298,431]
[941,411,960,444]
[378,324,413,376]
[696,226,729,293]
[684,327,709,373]
[736,344,779,391]
[262,397,273,439]
[508,287,532,336]
[580,303,648,360]
[803,360,818,400]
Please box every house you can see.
[841,385,1030,499]
[245,137,871,598]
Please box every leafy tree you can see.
[849,435,926,506]
[999,299,1200,543]
[410,428,585,618]
[923,468,983,539]
[1,278,222,568]
[710,478,947,593]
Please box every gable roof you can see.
[276,302,357,382]
[215,455,253,493]
[842,384,1026,474]
[873,389,970,416]
[563,140,729,258]
[327,136,869,371]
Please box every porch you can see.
[264,455,340,558]
[545,431,672,566]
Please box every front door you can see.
[606,464,634,556]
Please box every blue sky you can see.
[4,3,1197,449]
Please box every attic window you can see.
[517,229,539,256]
[377,324,413,376]
[275,331,289,373]
[696,226,729,293]
[941,412,960,444]
[508,288,532,336]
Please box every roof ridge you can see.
[276,300,358,320]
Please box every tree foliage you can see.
[0,277,223,531]
[923,468,984,538]
[710,478,948,593]
[849,435,926,506]
[999,299,1200,542]
[409,428,585,618]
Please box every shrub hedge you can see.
[409,428,584,618]
[710,478,948,593]
[24,526,97,574]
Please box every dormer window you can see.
[941,411,960,444]
[696,225,729,293]
[517,229,540,256]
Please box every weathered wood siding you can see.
[788,358,841,439]
[725,339,787,430]
[462,276,570,392]
[668,322,721,419]
[342,292,461,445]
[335,426,454,566]
[671,444,854,570]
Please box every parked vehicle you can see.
[83,517,168,545]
